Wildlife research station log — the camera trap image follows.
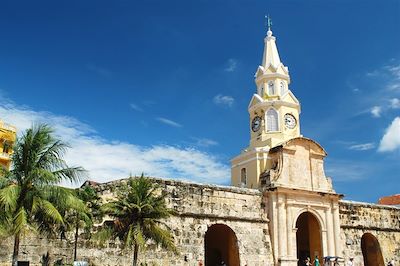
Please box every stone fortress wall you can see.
[0,177,274,266]
[339,200,400,265]
[0,177,399,266]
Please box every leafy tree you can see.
[94,175,177,266]
[0,124,86,266]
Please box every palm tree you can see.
[0,124,86,266]
[95,175,177,266]
[69,185,102,261]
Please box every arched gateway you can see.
[204,224,240,266]
[296,212,323,265]
[361,233,385,266]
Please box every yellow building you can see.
[231,27,301,189]
[0,120,17,169]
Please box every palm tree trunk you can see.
[12,233,20,266]
[133,243,139,266]
[73,219,79,261]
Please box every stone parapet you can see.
[339,200,400,232]
[339,200,400,265]
[0,177,273,266]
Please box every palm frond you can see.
[143,219,177,253]
[92,226,113,248]
[0,184,19,212]
[13,207,28,234]
[52,166,87,184]
[36,198,64,224]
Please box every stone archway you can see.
[296,212,323,265]
[204,224,240,266]
[361,233,385,266]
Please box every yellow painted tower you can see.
[231,25,301,188]
[0,120,16,170]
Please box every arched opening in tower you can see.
[295,212,323,266]
[361,233,385,266]
[204,224,240,266]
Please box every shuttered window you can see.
[266,109,279,131]
[240,168,247,185]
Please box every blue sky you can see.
[0,0,399,203]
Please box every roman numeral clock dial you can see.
[251,116,262,132]
[284,113,297,129]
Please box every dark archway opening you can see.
[296,212,322,266]
[361,233,385,266]
[204,224,240,266]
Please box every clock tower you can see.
[231,22,342,266]
[231,26,301,188]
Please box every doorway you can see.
[361,233,384,266]
[204,224,240,266]
[296,212,322,265]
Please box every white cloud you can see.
[390,98,400,109]
[371,106,382,118]
[224,58,238,72]
[387,65,400,79]
[192,137,219,147]
[325,159,373,182]
[213,94,234,107]
[366,70,379,77]
[378,117,400,152]
[387,83,400,91]
[0,101,230,186]
[129,103,143,112]
[348,143,375,151]
[156,117,182,128]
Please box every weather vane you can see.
[265,15,272,31]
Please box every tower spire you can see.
[261,16,282,70]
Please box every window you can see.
[2,141,10,153]
[266,108,279,131]
[268,81,275,95]
[240,168,247,186]
[280,81,285,95]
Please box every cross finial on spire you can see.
[265,15,272,31]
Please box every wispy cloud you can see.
[378,117,400,152]
[370,106,382,118]
[390,98,400,109]
[387,83,400,91]
[156,117,182,128]
[213,94,234,107]
[86,63,112,78]
[224,58,238,72]
[192,137,219,147]
[348,143,375,151]
[129,103,143,112]
[0,100,230,186]
[352,61,400,118]
[386,65,400,79]
[325,159,375,182]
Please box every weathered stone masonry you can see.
[0,178,274,266]
[0,178,399,266]
[339,200,400,265]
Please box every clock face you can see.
[284,113,297,129]
[251,116,262,132]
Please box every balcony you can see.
[1,123,17,132]
[0,152,10,160]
